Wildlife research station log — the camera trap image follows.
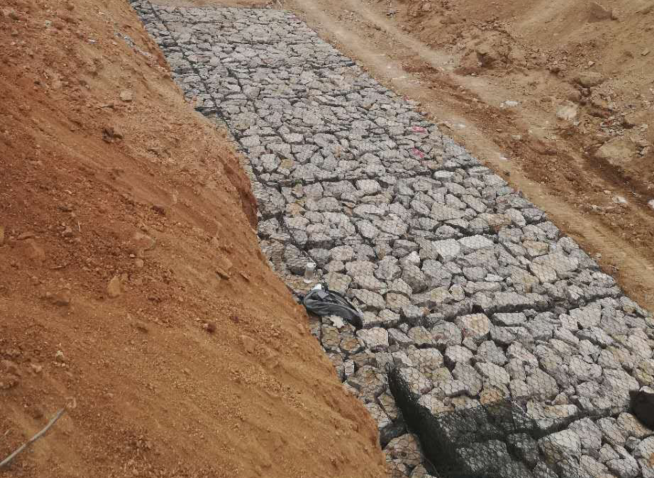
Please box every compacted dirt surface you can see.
[0,1,387,477]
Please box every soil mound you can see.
[0,1,386,477]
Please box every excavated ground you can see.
[131,2,654,478]
[0,1,386,477]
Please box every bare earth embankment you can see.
[0,1,387,477]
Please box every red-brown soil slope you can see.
[0,1,387,477]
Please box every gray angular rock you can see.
[365,401,392,434]
[493,312,527,326]
[606,446,640,478]
[389,328,414,347]
[580,455,610,478]
[431,322,463,348]
[569,418,604,457]
[480,292,550,315]
[422,261,453,288]
[405,347,444,372]
[532,462,559,478]
[454,440,510,476]
[529,263,557,283]
[475,362,510,387]
[386,292,413,312]
[452,363,483,396]
[430,204,464,221]
[378,309,402,328]
[635,437,654,472]
[347,365,387,400]
[397,367,433,396]
[568,356,602,382]
[401,264,428,293]
[444,345,474,366]
[458,235,494,252]
[400,305,426,326]
[385,434,423,468]
[570,303,602,329]
[431,239,461,261]
[617,413,653,440]
[539,429,582,462]
[526,369,559,400]
[598,418,628,448]
[476,341,507,366]
[388,278,413,296]
[330,245,355,262]
[351,288,386,310]
[407,326,435,348]
[578,326,615,347]
[356,179,381,195]
[602,368,640,408]
[412,287,453,308]
[533,253,579,277]
[454,314,491,342]
[357,328,389,351]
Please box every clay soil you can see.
[173,0,654,311]
[0,1,387,477]
[2,0,653,475]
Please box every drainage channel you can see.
[129,2,654,477]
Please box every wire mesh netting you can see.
[389,366,586,478]
[127,2,654,477]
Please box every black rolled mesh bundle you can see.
[389,365,590,478]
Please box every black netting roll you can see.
[388,366,580,478]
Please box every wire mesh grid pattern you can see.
[128,2,654,477]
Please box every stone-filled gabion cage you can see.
[390,366,588,478]
[126,2,654,477]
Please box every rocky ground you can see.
[273,0,654,313]
[131,2,654,477]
